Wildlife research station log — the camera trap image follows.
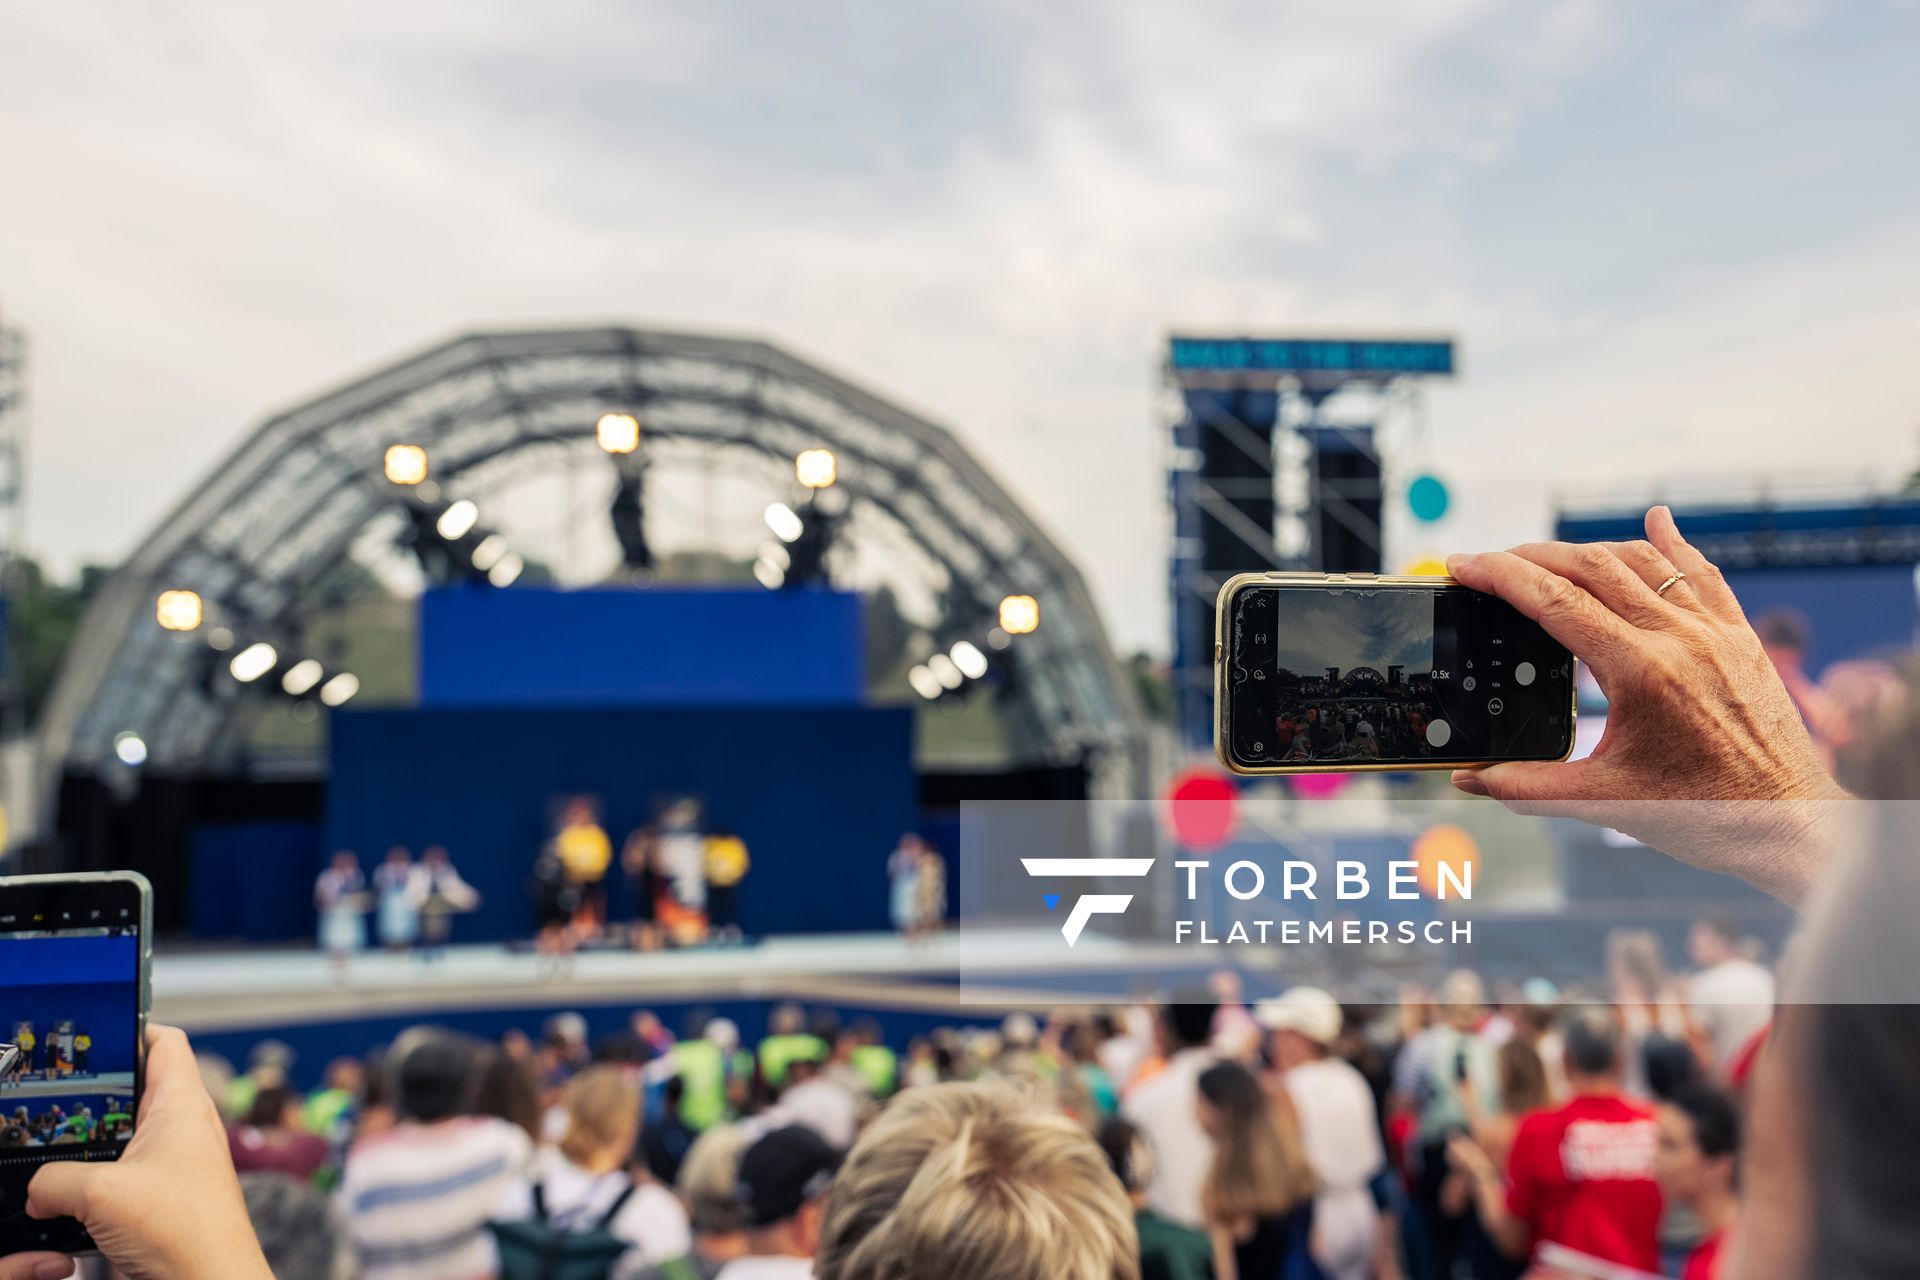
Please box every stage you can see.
[151,930,1216,1040]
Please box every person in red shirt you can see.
[1654,1083,1741,1280]
[1451,1010,1663,1277]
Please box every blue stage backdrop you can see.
[326,704,915,942]
[418,585,865,707]
[0,935,140,1073]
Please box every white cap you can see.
[705,1018,740,1052]
[1255,986,1344,1046]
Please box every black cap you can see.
[736,1126,841,1227]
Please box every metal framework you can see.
[39,326,1148,799]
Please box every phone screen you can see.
[1221,581,1575,770]
[0,875,147,1255]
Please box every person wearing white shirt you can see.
[1686,915,1776,1074]
[1260,987,1387,1280]
[1121,1000,1217,1229]
[338,1031,534,1280]
[760,1058,859,1151]
[491,1066,692,1278]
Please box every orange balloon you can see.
[1411,824,1478,899]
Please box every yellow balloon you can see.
[1405,557,1450,578]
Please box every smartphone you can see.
[1214,573,1576,774]
[0,873,151,1257]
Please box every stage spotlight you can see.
[280,658,324,697]
[384,444,429,486]
[596,412,641,455]
[318,672,360,707]
[206,626,235,652]
[759,540,791,571]
[487,553,525,588]
[795,448,837,490]
[753,559,786,590]
[928,652,963,690]
[998,594,1040,635]
[907,665,944,700]
[436,499,479,540]
[229,642,278,683]
[764,502,804,544]
[469,534,506,573]
[155,589,204,633]
[986,627,1012,651]
[113,731,147,767]
[950,640,988,680]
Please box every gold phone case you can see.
[1211,571,1579,776]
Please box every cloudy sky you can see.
[1271,588,1432,677]
[3,0,1916,652]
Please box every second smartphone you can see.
[1215,573,1577,774]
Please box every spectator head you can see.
[1196,1062,1314,1229]
[197,1052,237,1124]
[544,1011,589,1055]
[243,1084,302,1131]
[816,1083,1135,1280]
[1438,969,1487,1030]
[423,845,450,866]
[470,1046,542,1139]
[1256,986,1343,1065]
[0,1125,26,1148]
[1561,1010,1624,1084]
[383,845,410,866]
[1655,1083,1741,1211]
[737,1125,841,1257]
[392,1029,475,1124]
[240,1172,349,1280]
[678,1125,752,1239]
[769,1003,807,1037]
[1642,1033,1704,1102]
[558,1065,642,1172]
[1755,608,1811,658]
[1690,914,1744,969]
[705,1017,741,1052]
[1095,1116,1155,1210]
[1496,1037,1550,1116]
[1158,998,1217,1053]
[322,1056,364,1094]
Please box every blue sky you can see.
[2,0,1916,652]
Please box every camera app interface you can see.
[0,912,139,1158]
[1230,585,1573,766]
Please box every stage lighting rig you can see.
[384,444,429,486]
[609,467,654,575]
[155,589,204,633]
[399,495,517,587]
[596,412,641,455]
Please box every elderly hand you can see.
[1447,506,1851,902]
[25,1025,272,1280]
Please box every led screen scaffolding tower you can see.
[1165,336,1455,750]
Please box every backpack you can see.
[489,1180,637,1280]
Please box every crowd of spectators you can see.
[133,913,1780,1280]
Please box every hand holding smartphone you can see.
[1214,572,1577,774]
[0,874,149,1259]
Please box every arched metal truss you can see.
[39,326,1149,800]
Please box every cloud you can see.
[1,0,1915,656]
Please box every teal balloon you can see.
[1408,474,1450,522]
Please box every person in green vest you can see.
[1098,1117,1214,1280]
[756,1003,827,1092]
[842,1020,897,1100]
[672,1017,753,1132]
[302,1056,365,1141]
